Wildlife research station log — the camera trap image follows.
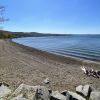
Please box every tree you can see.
[0,5,9,30]
[0,5,14,39]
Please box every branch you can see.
[0,6,5,13]
[0,17,9,23]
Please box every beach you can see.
[0,39,100,91]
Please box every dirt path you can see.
[0,39,100,91]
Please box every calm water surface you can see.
[12,35,100,61]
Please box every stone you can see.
[89,90,100,100]
[68,91,86,100]
[50,91,66,100]
[11,84,37,97]
[76,85,91,97]
[11,94,28,100]
[61,90,72,100]
[0,84,11,98]
[0,82,9,87]
[44,78,50,84]
[10,84,50,100]
[0,83,99,100]
[33,86,50,100]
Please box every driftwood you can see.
[81,66,100,78]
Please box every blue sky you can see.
[0,0,100,34]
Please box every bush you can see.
[0,30,15,39]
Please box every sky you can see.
[0,0,100,34]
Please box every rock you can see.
[11,83,37,97]
[76,85,83,94]
[76,85,91,97]
[44,78,50,84]
[9,84,50,100]
[89,90,100,100]
[0,82,9,87]
[11,94,28,100]
[0,83,99,100]
[50,91,66,100]
[68,91,86,100]
[33,86,50,100]
[0,84,11,98]
[61,90,72,100]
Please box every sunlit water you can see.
[12,35,100,61]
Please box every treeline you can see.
[0,30,15,39]
[0,30,68,39]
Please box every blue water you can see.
[12,35,100,61]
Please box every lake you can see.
[12,35,100,61]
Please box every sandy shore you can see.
[0,39,100,91]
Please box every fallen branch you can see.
[81,66,100,78]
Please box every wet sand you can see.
[0,39,100,91]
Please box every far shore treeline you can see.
[0,30,68,39]
[0,30,15,39]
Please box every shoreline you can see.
[10,39,100,67]
[0,39,100,91]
